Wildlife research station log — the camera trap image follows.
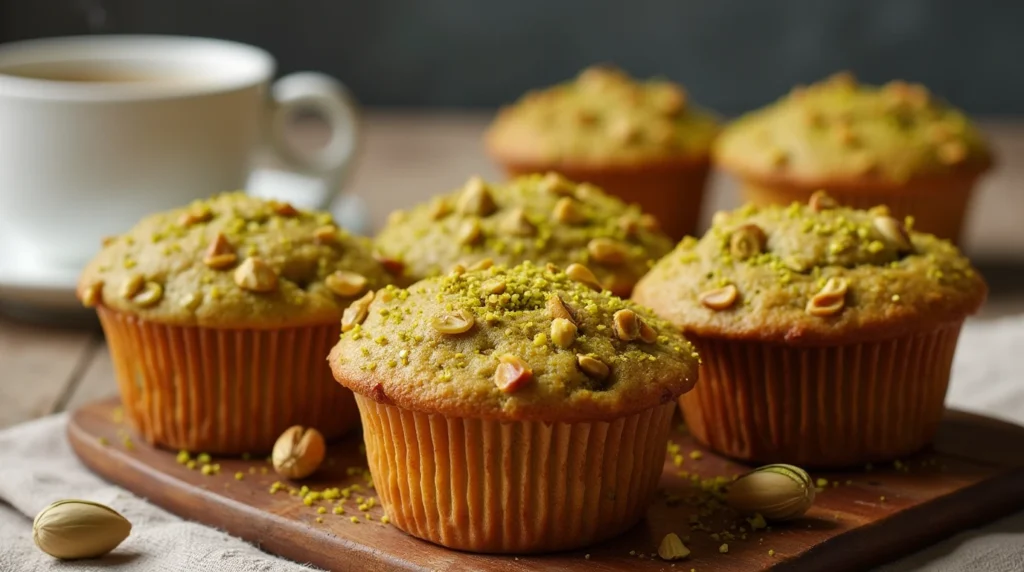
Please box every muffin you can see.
[485,65,720,240]
[632,193,986,467]
[328,261,699,553]
[714,71,993,243]
[374,173,673,296]
[77,193,391,454]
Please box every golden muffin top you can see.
[713,72,992,187]
[373,173,674,296]
[77,192,392,328]
[632,192,987,344]
[328,261,699,422]
[485,65,720,167]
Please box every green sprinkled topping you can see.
[374,174,672,295]
[78,192,392,328]
[634,193,986,344]
[486,65,719,164]
[330,261,699,421]
[715,71,992,183]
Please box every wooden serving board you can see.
[68,398,1024,572]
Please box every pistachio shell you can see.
[726,464,815,521]
[658,532,690,561]
[33,499,131,560]
[272,425,326,480]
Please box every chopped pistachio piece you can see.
[588,238,629,265]
[493,354,532,393]
[233,257,278,292]
[565,263,602,291]
[432,309,476,335]
[806,277,848,317]
[341,291,374,332]
[700,284,739,311]
[576,354,610,381]
[546,294,575,324]
[325,271,369,298]
[550,318,577,349]
[613,309,641,341]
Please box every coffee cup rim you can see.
[0,35,276,101]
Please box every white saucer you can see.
[0,247,83,311]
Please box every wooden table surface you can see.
[1,111,1023,430]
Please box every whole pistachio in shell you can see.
[272,425,326,480]
[33,499,131,560]
[725,464,815,521]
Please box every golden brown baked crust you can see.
[373,173,673,296]
[329,261,699,422]
[632,193,987,344]
[77,192,391,328]
[485,65,719,168]
[713,72,993,188]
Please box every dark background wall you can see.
[2,0,1021,115]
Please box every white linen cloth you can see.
[1,314,1023,572]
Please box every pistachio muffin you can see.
[328,261,699,553]
[374,173,673,296]
[77,192,391,454]
[714,71,993,243]
[633,193,986,467]
[485,65,720,240]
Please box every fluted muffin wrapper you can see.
[502,160,711,242]
[98,307,359,455]
[680,323,964,467]
[739,174,981,244]
[353,395,675,553]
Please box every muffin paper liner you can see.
[740,176,979,244]
[354,395,676,553]
[680,323,964,467]
[504,162,711,241]
[98,307,359,454]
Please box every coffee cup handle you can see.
[266,72,360,209]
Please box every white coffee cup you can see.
[0,35,359,270]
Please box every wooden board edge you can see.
[777,469,1024,571]
[66,400,1024,572]
[66,412,427,572]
